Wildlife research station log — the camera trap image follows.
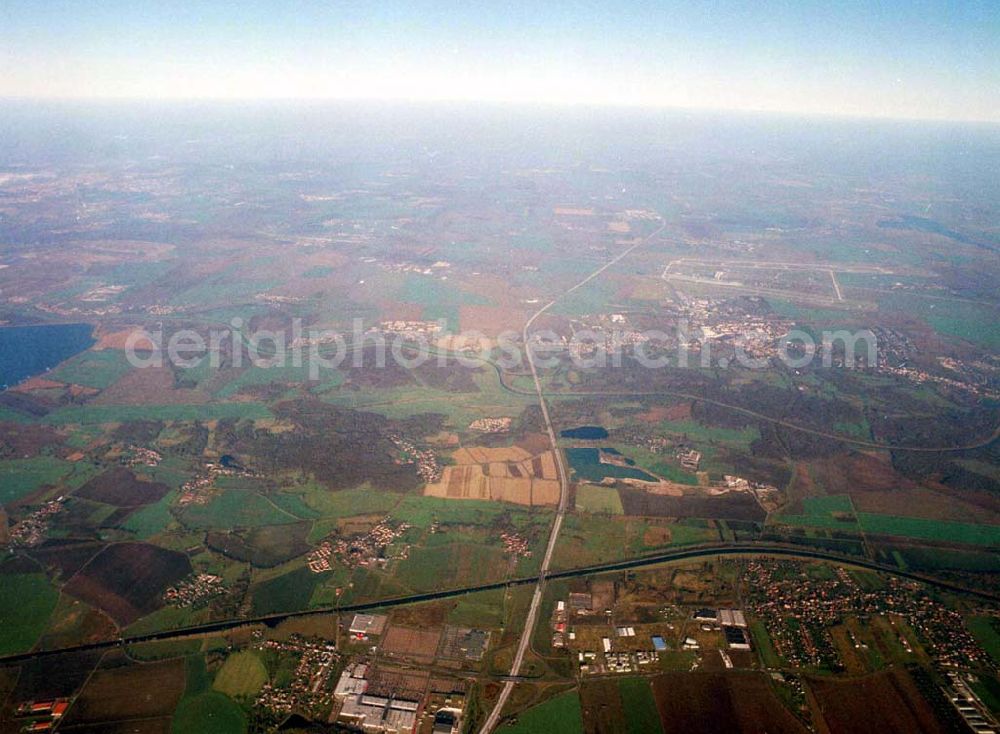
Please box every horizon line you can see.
[1,95,998,127]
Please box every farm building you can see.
[719,609,748,628]
[349,613,388,638]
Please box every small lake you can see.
[0,323,95,389]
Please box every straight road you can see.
[477,221,665,733]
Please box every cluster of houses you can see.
[162,573,225,608]
[322,517,412,570]
[499,531,532,558]
[123,445,161,467]
[744,559,996,672]
[8,499,64,548]
[255,637,338,717]
[390,435,441,483]
[468,417,512,433]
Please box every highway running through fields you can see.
[476,222,666,733]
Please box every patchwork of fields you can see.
[424,445,561,506]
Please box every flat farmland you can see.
[394,541,510,592]
[0,456,78,505]
[250,565,328,616]
[58,656,186,729]
[423,446,561,506]
[91,365,210,405]
[619,487,766,522]
[213,650,268,698]
[618,677,664,734]
[579,679,627,734]
[75,467,170,507]
[64,542,192,626]
[807,668,954,734]
[206,522,312,567]
[0,572,59,655]
[575,484,625,514]
[651,672,807,734]
[857,514,1000,547]
[497,689,584,734]
[46,349,133,390]
[381,624,442,661]
[179,489,302,529]
[579,677,664,734]
[458,304,527,336]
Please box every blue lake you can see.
[0,323,95,389]
[565,447,658,483]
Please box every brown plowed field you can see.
[64,542,192,626]
[652,671,807,734]
[807,668,954,734]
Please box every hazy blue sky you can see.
[2,1,998,121]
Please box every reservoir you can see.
[0,323,95,389]
[565,447,658,483]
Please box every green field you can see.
[323,377,531,426]
[123,490,178,538]
[497,690,583,734]
[395,542,508,592]
[663,520,718,547]
[552,515,628,568]
[618,678,664,734]
[268,491,322,520]
[47,348,133,389]
[300,484,403,520]
[392,495,549,529]
[170,273,280,308]
[0,456,75,504]
[448,588,507,628]
[180,490,302,529]
[213,651,268,698]
[971,674,1000,717]
[172,691,246,734]
[575,484,624,514]
[400,272,491,324]
[887,546,1000,573]
[858,514,1000,547]
[768,299,855,326]
[968,617,1000,665]
[656,419,760,449]
[216,361,343,398]
[42,402,272,425]
[0,573,59,656]
[251,566,328,615]
[126,638,203,661]
[878,292,1000,350]
[777,495,858,530]
[750,620,782,668]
